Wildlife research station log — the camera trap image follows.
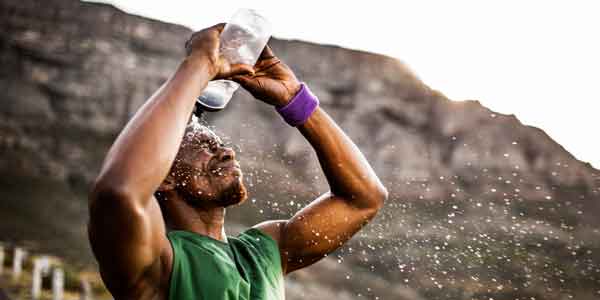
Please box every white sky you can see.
[92,0,599,168]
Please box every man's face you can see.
[170,126,247,207]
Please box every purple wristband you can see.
[276,83,319,126]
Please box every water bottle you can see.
[195,9,272,113]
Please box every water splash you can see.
[188,111,207,130]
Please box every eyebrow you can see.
[187,134,222,147]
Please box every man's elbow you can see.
[371,184,388,210]
[355,184,388,212]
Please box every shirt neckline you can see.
[170,230,230,246]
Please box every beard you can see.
[215,177,248,207]
[180,173,248,208]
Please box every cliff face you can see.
[1,0,599,299]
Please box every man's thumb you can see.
[230,75,253,89]
[230,75,261,93]
[226,63,255,78]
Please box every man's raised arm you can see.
[233,46,388,274]
[87,24,252,293]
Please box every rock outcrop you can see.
[1,0,599,299]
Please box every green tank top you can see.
[167,228,285,300]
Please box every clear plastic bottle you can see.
[195,9,272,113]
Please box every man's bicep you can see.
[265,192,378,274]
[88,194,168,290]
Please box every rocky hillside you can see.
[1,0,600,299]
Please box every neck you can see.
[163,192,228,242]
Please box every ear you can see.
[157,173,177,192]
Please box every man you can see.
[88,23,387,300]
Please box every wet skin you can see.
[88,23,388,300]
[169,128,246,208]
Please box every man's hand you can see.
[230,45,301,107]
[185,23,254,80]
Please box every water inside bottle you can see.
[197,88,225,111]
[196,80,240,111]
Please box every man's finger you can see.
[230,75,260,92]
[230,75,250,85]
[212,23,227,33]
[221,63,255,79]
[255,58,281,74]
[259,45,276,60]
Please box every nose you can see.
[217,147,235,162]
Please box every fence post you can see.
[80,279,93,300]
[31,257,50,299]
[12,247,26,281]
[0,245,4,275]
[52,268,64,300]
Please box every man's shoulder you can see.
[247,220,286,245]
[235,224,285,273]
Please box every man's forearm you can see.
[297,107,388,209]
[92,57,212,202]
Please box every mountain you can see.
[1,0,599,299]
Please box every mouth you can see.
[211,161,241,173]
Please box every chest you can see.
[172,246,252,300]
[167,232,285,300]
